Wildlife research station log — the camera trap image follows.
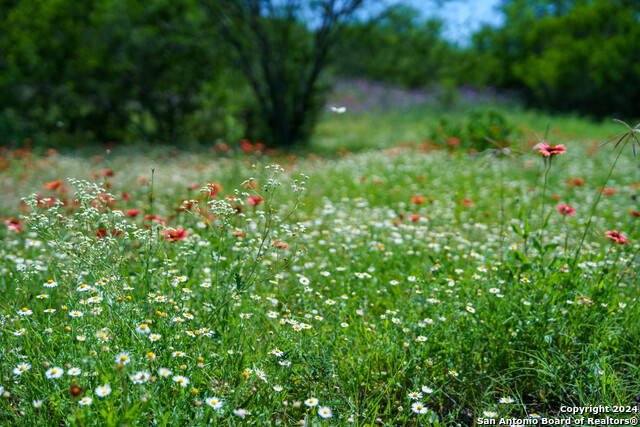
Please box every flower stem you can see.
[569,141,627,274]
[499,161,505,260]
[539,160,552,248]
[120,369,129,427]
[563,216,569,257]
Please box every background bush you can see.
[0,0,638,147]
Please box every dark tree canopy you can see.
[202,0,365,147]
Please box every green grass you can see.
[0,106,639,426]
[311,103,624,153]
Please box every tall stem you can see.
[499,161,505,260]
[563,216,569,257]
[120,369,129,427]
[539,160,552,247]
[570,142,627,273]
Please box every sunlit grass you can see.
[0,110,639,425]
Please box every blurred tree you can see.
[0,0,241,144]
[472,0,640,118]
[202,0,365,147]
[333,5,452,88]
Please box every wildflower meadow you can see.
[1,113,639,426]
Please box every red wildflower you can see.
[120,192,132,201]
[203,183,223,198]
[460,199,474,207]
[91,193,115,209]
[163,228,187,242]
[409,214,421,222]
[96,228,107,238]
[272,240,290,250]
[536,143,566,158]
[125,209,141,217]
[556,204,576,216]
[213,142,231,153]
[244,181,259,190]
[571,177,585,186]
[178,200,196,212]
[447,137,461,148]
[411,195,426,204]
[602,187,617,196]
[247,196,264,206]
[69,385,83,397]
[604,230,628,244]
[144,214,165,224]
[101,168,115,177]
[4,218,23,232]
[240,139,253,153]
[43,180,63,191]
[630,210,640,217]
[36,194,57,207]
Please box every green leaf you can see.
[511,224,523,236]
[531,237,541,252]
[543,243,559,253]
[543,210,553,228]
[513,250,530,264]
[234,273,244,290]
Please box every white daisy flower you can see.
[45,367,64,379]
[206,397,223,410]
[13,363,31,376]
[318,406,333,418]
[172,375,190,387]
[411,402,428,414]
[67,367,81,376]
[304,397,319,407]
[95,384,112,397]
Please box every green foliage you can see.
[428,109,516,151]
[204,0,365,148]
[1,120,639,423]
[0,0,244,145]
[472,0,640,118]
[333,5,453,88]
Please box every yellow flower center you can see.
[21,307,28,312]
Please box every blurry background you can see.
[1,0,638,149]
